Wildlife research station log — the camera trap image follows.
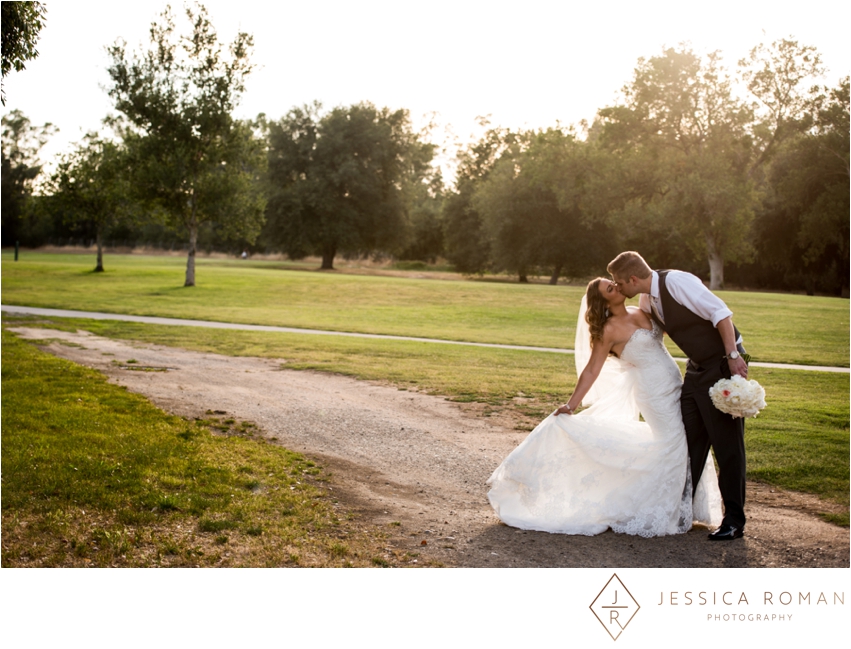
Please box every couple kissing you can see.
[488,251,748,541]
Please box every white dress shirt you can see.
[639,270,742,343]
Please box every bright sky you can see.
[3,0,849,178]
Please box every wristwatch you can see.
[726,350,740,360]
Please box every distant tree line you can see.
[2,3,847,294]
[440,43,848,296]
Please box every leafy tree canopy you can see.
[264,101,435,269]
[1,1,47,105]
[596,41,824,289]
[43,133,135,271]
[106,2,264,286]
[753,76,849,295]
[1,109,56,246]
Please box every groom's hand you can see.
[728,356,748,379]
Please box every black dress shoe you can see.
[708,524,744,541]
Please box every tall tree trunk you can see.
[706,234,724,290]
[549,264,562,285]
[94,224,104,272]
[518,268,529,283]
[185,213,197,287]
[321,244,336,270]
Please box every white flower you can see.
[709,375,766,418]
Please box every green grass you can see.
[0,328,406,567]
[743,367,850,524]
[5,313,848,524]
[2,251,847,366]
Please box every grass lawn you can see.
[4,313,848,526]
[1,329,414,567]
[2,251,848,366]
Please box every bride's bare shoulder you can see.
[626,305,651,323]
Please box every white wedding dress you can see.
[487,299,723,537]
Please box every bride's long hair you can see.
[585,278,611,347]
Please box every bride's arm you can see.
[555,337,613,415]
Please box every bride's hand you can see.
[556,404,575,416]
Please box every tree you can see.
[753,77,849,295]
[599,46,778,288]
[526,129,621,282]
[607,49,753,288]
[264,102,434,269]
[471,133,537,282]
[43,134,133,272]
[740,38,826,175]
[1,1,47,105]
[442,124,515,274]
[472,128,616,283]
[1,108,56,246]
[106,3,265,286]
[395,168,444,263]
[579,120,699,272]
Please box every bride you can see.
[487,278,722,537]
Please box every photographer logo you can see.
[590,574,640,640]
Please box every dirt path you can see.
[10,326,849,568]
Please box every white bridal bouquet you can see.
[709,375,766,418]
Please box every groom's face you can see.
[612,275,639,298]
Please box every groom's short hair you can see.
[608,251,652,280]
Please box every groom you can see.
[608,251,748,541]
